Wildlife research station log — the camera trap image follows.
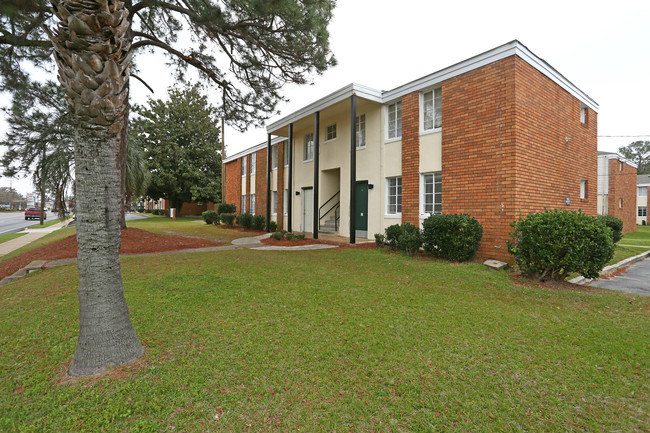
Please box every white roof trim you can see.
[266,40,598,134]
[598,153,638,169]
[223,136,286,163]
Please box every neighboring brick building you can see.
[597,152,638,232]
[224,40,599,262]
[637,174,650,226]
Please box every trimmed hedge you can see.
[217,203,236,214]
[237,212,253,229]
[398,223,422,257]
[220,213,236,226]
[421,214,483,262]
[384,224,403,251]
[267,219,277,232]
[202,210,218,224]
[597,215,623,243]
[508,209,615,281]
[252,215,266,231]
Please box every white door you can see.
[302,188,313,233]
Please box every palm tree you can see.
[48,0,143,376]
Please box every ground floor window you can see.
[284,189,289,215]
[639,206,647,217]
[271,191,278,215]
[250,194,256,214]
[241,194,246,213]
[421,172,442,215]
[386,177,402,215]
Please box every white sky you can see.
[2,0,649,194]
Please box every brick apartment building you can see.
[597,152,638,232]
[223,40,598,262]
[638,174,650,226]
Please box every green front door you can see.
[355,181,368,232]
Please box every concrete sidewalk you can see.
[0,219,73,257]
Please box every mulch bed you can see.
[0,228,222,281]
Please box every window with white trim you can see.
[250,153,256,174]
[639,186,648,197]
[386,177,402,215]
[241,194,246,213]
[241,156,247,176]
[303,133,314,161]
[639,206,647,217]
[422,88,442,131]
[580,179,587,199]
[272,145,278,169]
[326,124,337,141]
[271,191,278,215]
[619,198,623,209]
[250,194,256,214]
[580,104,587,124]
[284,143,289,166]
[421,172,442,215]
[386,101,402,140]
[284,189,289,215]
[356,114,366,149]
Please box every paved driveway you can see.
[589,258,650,296]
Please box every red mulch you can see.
[0,228,222,281]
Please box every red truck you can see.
[24,208,47,220]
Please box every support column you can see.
[266,134,272,232]
[350,94,357,244]
[288,123,293,232]
[313,111,320,239]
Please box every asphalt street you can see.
[0,211,45,235]
[589,258,650,296]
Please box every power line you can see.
[598,135,650,138]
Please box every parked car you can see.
[24,208,47,220]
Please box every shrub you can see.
[144,208,152,213]
[295,234,306,240]
[270,232,283,240]
[136,207,145,213]
[237,212,253,229]
[220,213,236,226]
[508,209,615,281]
[398,223,422,256]
[422,214,483,262]
[285,233,295,241]
[267,219,277,232]
[252,214,266,231]
[598,215,624,243]
[217,203,237,214]
[202,210,218,225]
[384,224,403,251]
[374,233,386,248]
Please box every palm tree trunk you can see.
[49,0,143,376]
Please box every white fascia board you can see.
[382,40,599,112]
[223,136,287,163]
[266,83,383,134]
[599,153,638,169]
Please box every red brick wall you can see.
[607,159,637,233]
[401,92,420,225]
[224,159,242,211]
[442,56,598,262]
[277,141,285,229]
[255,148,268,217]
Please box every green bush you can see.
[252,215,266,231]
[267,219,277,232]
[136,207,145,213]
[384,224,403,251]
[285,233,295,241]
[144,208,152,214]
[374,233,386,248]
[270,232,283,240]
[202,210,218,224]
[295,234,306,240]
[398,223,422,256]
[220,213,236,226]
[237,212,253,229]
[508,209,615,281]
[422,214,483,262]
[217,203,237,214]
[598,215,624,243]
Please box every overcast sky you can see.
[2,0,649,194]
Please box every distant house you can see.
[638,174,650,225]
[223,40,598,262]
[597,152,638,232]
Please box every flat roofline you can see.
[223,136,287,163]
[598,153,638,169]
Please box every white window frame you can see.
[250,194,256,215]
[250,153,256,174]
[303,133,314,162]
[386,101,402,141]
[241,156,247,177]
[639,186,648,197]
[420,88,442,133]
[580,104,587,124]
[284,189,289,215]
[385,176,402,216]
[619,198,623,209]
[325,123,337,142]
[271,191,278,215]
[284,142,289,166]
[241,194,246,213]
[638,206,647,217]
[272,145,278,169]
[356,113,366,149]
[420,172,442,216]
[580,179,587,200]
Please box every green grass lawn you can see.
[127,216,261,244]
[27,215,73,229]
[1,248,648,432]
[620,226,650,247]
[0,233,26,244]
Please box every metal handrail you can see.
[319,191,340,230]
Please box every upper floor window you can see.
[640,186,648,197]
[580,179,587,199]
[251,153,256,174]
[303,133,314,162]
[284,142,289,166]
[580,104,587,124]
[386,176,402,215]
[422,88,442,131]
[386,101,402,140]
[326,124,337,141]
[241,156,247,176]
[421,172,442,215]
[272,145,278,169]
[356,114,366,149]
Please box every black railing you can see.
[319,191,340,232]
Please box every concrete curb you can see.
[568,249,650,285]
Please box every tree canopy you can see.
[618,141,650,174]
[132,84,221,213]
